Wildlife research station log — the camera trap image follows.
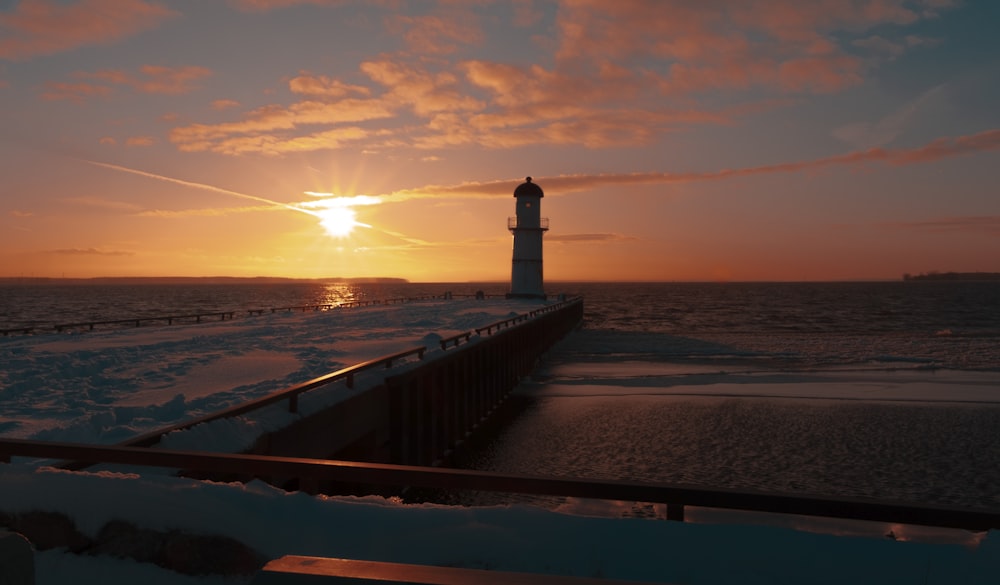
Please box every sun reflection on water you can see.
[319,283,361,306]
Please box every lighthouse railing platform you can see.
[508,216,549,230]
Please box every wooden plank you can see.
[253,556,661,585]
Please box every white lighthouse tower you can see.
[508,176,548,299]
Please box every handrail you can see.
[112,345,427,451]
[2,438,997,531]
[48,344,429,470]
[1,327,35,336]
[437,297,581,348]
[49,298,576,461]
[438,331,472,349]
[3,293,489,336]
[475,297,582,335]
[53,311,236,332]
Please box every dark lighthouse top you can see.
[514,176,544,198]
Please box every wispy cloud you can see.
[385,10,484,55]
[135,205,279,218]
[882,216,1000,235]
[86,160,313,213]
[289,73,370,98]
[384,128,1000,200]
[84,160,384,237]
[41,81,113,102]
[226,0,338,12]
[211,99,242,111]
[43,65,212,101]
[833,83,948,149]
[548,233,639,243]
[0,0,176,60]
[46,247,133,256]
[126,136,154,147]
[62,196,142,212]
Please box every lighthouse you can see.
[508,176,548,299]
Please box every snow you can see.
[0,299,538,444]
[1,298,998,584]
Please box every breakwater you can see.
[239,297,583,492]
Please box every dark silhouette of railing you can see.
[1,292,511,336]
[113,346,429,452]
[52,311,237,332]
[2,438,996,531]
[387,299,584,467]
[84,296,583,455]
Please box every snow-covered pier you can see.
[3,294,1000,584]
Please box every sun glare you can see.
[319,207,360,238]
[300,192,380,239]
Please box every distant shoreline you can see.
[903,272,1000,282]
[0,276,410,286]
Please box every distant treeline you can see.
[903,272,1000,281]
[0,276,409,286]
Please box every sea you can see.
[2,280,1000,511]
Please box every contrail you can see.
[86,160,319,217]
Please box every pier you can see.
[3,294,1000,583]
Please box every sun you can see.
[318,207,361,238]
[300,192,379,239]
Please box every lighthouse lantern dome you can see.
[513,176,544,198]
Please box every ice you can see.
[2,298,999,583]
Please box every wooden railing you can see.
[2,438,997,531]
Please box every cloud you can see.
[128,65,212,94]
[43,65,211,101]
[135,205,279,218]
[513,0,545,27]
[361,58,483,116]
[0,0,176,60]
[226,0,340,12]
[62,196,143,212]
[383,128,1000,199]
[852,34,941,59]
[882,216,1000,235]
[212,99,242,111]
[833,83,948,149]
[170,99,392,154]
[87,160,312,211]
[162,1,958,156]
[41,81,114,102]
[8,210,34,218]
[548,233,639,243]
[46,248,133,256]
[385,11,484,55]
[126,136,154,147]
[554,1,952,95]
[289,73,370,98]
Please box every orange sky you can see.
[1,1,998,282]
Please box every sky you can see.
[0,0,998,282]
